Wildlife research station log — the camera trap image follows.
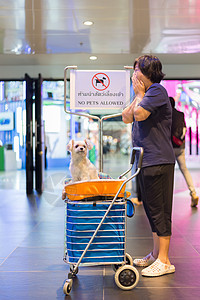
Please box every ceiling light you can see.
[89,56,97,60]
[83,21,93,26]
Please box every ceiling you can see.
[0,0,200,68]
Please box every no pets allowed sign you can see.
[69,69,130,109]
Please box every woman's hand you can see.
[132,73,145,98]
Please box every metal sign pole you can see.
[64,66,103,170]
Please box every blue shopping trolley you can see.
[62,147,143,295]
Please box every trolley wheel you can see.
[114,265,139,290]
[63,279,73,295]
[70,264,79,276]
[112,253,133,272]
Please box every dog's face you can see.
[67,139,93,157]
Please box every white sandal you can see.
[141,258,175,277]
[133,252,156,267]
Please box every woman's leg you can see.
[141,164,174,260]
[152,233,171,265]
[175,148,199,206]
[175,148,196,194]
[158,235,171,265]
[152,232,159,258]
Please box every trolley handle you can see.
[118,147,143,179]
[130,147,143,169]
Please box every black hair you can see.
[169,96,175,108]
[134,55,165,83]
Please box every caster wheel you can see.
[63,279,73,295]
[70,264,79,276]
[112,253,133,272]
[114,265,139,290]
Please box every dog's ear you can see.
[85,139,93,150]
[67,139,74,152]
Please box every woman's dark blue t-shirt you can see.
[132,83,175,168]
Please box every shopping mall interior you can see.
[0,1,200,299]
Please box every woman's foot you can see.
[141,258,175,277]
[133,252,156,267]
[190,192,199,207]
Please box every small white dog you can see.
[67,139,99,182]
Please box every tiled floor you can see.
[0,153,200,300]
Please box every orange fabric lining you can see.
[64,179,131,200]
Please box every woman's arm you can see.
[134,105,151,121]
[122,97,139,124]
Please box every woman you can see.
[122,55,175,277]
